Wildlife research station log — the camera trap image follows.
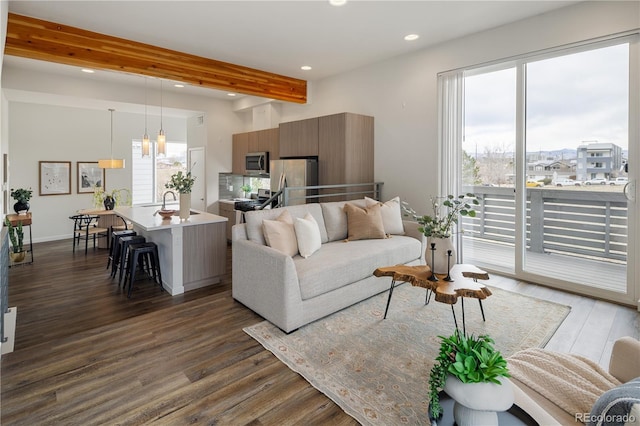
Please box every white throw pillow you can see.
[365,196,404,235]
[294,213,322,258]
[262,210,298,256]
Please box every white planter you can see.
[179,193,191,220]
[443,375,514,426]
[426,237,456,274]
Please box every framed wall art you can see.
[77,161,105,194]
[39,161,71,196]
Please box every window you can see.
[448,34,637,302]
[132,140,187,205]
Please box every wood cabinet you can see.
[233,128,279,174]
[218,201,237,241]
[248,128,279,160]
[279,117,319,158]
[318,112,374,200]
[232,133,249,174]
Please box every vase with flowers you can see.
[92,187,131,210]
[402,194,478,274]
[165,170,196,219]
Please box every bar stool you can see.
[107,230,136,270]
[112,235,146,282]
[125,242,163,298]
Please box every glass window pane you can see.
[156,142,187,203]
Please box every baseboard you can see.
[1,306,17,355]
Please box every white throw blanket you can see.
[508,348,621,417]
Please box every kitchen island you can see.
[114,206,227,296]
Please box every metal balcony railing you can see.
[265,182,384,208]
[460,186,627,262]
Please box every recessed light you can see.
[81,68,95,73]
[329,0,347,6]
[301,65,312,71]
[174,84,184,88]
[404,34,420,41]
[227,93,237,97]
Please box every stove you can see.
[234,200,262,212]
[234,188,271,212]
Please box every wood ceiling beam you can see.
[4,13,307,104]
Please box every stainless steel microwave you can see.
[245,152,269,174]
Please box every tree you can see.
[462,150,482,185]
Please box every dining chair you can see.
[69,214,109,255]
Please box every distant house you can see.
[527,160,574,182]
[576,142,623,181]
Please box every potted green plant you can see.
[10,187,33,214]
[165,171,196,219]
[428,331,511,424]
[240,184,252,198]
[4,217,26,262]
[402,194,478,273]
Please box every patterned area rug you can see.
[244,283,570,425]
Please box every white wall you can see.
[279,0,640,214]
[7,103,187,241]
[1,1,8,217]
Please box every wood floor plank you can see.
[1,238,638,425]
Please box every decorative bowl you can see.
[158,209,176,220]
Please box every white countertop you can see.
[115,206,227,232]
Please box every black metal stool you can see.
[125,242,162,298]
[107,230,136,270]
[112,235,146,283]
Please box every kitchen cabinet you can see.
[248,128,279,160]
[279,117,319,158]
[233,128,279,174]
[218,200,237,241]
[232,133,249,174]
[318,112,374,200]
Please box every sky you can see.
[463,42,629,155]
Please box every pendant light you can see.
[157,79,166,156]
[99,108,125,169]
[142,78,150,157]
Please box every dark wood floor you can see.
[1,240,357,425]
[1,239,638,424]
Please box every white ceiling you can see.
[4,0,578,101]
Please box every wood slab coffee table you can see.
[373,264,491,334]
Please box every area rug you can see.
[244,283,571,425]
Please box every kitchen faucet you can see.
[162,190,177,210]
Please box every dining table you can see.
[76,208,127,248]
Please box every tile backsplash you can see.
[219,173,270,200]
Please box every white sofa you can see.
[232,199,425,333]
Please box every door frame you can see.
[188,147,206,212]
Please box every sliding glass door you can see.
[457,36,638,305]
[461,67,517,275]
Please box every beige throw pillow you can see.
[262,210,298,256]
[343,203,387,241]
[365,196,405,235]
[294,213,322,258]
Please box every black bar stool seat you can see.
[112,235,146,283]
[107,230,136,270]
[125,242,163,298]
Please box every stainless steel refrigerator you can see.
[270,159,318,206]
